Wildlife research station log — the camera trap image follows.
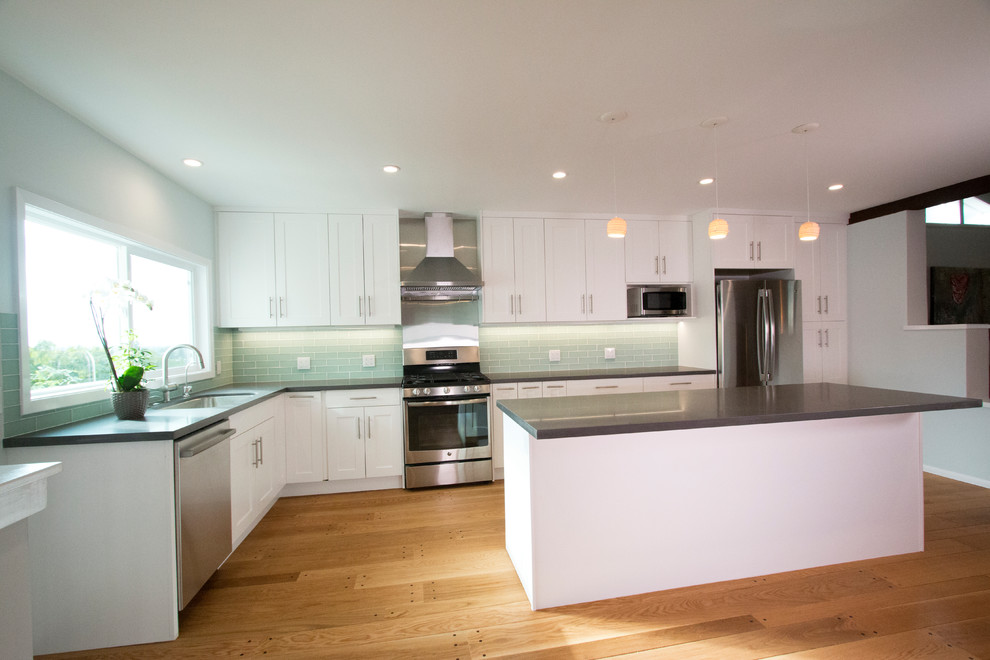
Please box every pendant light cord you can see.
[714,123,720,214]
[804,132,811,223]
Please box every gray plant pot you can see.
[111,389,150,420]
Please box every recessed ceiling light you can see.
[552,171,567,179]
[828,183,844,191]
[699,177,714,185]
[383,164,400,174]
[182,158,203,167]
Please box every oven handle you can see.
[404,397,489,407]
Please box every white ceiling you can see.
[1,0,989,219]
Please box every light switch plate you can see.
[362,354,376,367]
[549,350,561,362]
[604,347,616,360]
[297,356,311,370]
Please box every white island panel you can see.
[504,413,923,610]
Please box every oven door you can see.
[403,396,491,463]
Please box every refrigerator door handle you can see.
[756,289,767,385]
[766,288,776,382]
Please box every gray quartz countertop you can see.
[496,382,984,439]
[487,365,715,383]
[4,379,402,448]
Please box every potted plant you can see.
[89,281,155,419]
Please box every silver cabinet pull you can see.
[509,294,514,315]
[661,256,667,275]
[367,295,373,318]
[589,294,594,314]
[818,329,823,347]
[757,241,762,261]
[367,416,372,439]
[824,328,830,348]
[749,241,754,261]
[279,297,286,318]
[545,385,564,389]
[817,296,822,314]
[269,297,275,319]
[251,439,260,467]
[581,294,586,313]
[258,435,264,465]
[655,256,659,274]
[356,418,361,439]
[668,382,691,386]
[349,396,377,400]
[595,385,619,390]
[518,294,522,315]
[358,295,363,317]
[824,295,829,314]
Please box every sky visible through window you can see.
[926,197,990,225]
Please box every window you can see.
[16,190,213,414]
[925,197,990,225]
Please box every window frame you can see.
[15,189,215,415]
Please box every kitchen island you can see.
[497,383,983,610]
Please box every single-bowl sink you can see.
[164,393,257,409]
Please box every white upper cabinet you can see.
[328,213,401,326]
[625,220,693,283]
[217,212,331,327]
[710,214,795,269]
[796,222,847,321]
[275,213,333,325]
[545,218,626,322]
[481,217,546,323]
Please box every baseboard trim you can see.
[924,465,990,489]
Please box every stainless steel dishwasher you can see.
[174,420,236,610]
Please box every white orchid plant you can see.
[89,280,155,392]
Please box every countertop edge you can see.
[496,386,984,439]
[488,366,716,384]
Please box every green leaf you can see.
[117,365,145,391]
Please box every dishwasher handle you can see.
[179,428,237,458]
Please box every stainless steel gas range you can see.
[401,346,493,488]
[398,212,492,488]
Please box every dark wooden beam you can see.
[848,174,990,224]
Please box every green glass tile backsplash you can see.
[2,312,678,438]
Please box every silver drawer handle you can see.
[595,385,619,389]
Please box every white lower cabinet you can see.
[804,322,848,384]
[230,398,285,547]
[643,374,717,391]
[283,392,326,483]
[325,389,402,480]
[491,383,520,471]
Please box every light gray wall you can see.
[0,68,214,314]
[848,210,990,486]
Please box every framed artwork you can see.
[929,267,990,324]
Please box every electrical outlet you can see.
[215,360,221,375]
[549,350,561,362]
[604,347,616,360]
[362,354,376,367]
[297,356,311,370]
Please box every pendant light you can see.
[601,111,627,238]
[702,117,729,240]
[793,123,821,241]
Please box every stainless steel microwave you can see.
[627,285,690,318]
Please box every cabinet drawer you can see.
[642,374,716,391]
[565,378,643,396]
[324,388,401,408]
[542,381,568,397]
[517,382,544,398]
[228,397,278,432]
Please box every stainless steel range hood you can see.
[401,213,483,300]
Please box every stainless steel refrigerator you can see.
[716,279,803,387]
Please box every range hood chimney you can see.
[401,213,483,300]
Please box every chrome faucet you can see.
[161,344,205,402]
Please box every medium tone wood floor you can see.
[43,473,990,659]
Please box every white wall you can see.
[848,210,990,487]
[0,68,214,314]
